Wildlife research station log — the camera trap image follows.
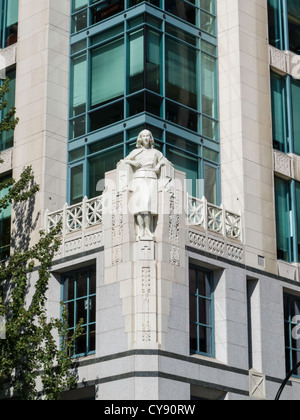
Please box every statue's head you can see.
[136,129,155,149]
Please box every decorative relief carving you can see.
[189,231,206,250]
[112,192,124,265]
[227,244,244,263]
[169,192,180,266]
[208,237,225,256]
[84,232,102,250]
[189,229,244,263]
[274,150,293,179]
[142,267,151,342]
[269,45,287,74]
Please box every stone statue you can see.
[119,129,172,240]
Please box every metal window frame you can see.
[189,264,215,358]
[61,266,97,358]
[283,293,300,379]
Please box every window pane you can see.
[90,100,124,132]
[202,53,217,118]
[89,268,96,295]
[146,29,161,93]
[296,183,300,262]
[190,322,198,352]
[275,177,291,262]
[268,0,283,50]
[189,267,214,356]
[75,326,87,355]
[166,101,199,133]
[202,116,218,140]
[291,80,300,155]
[166,37,198,110]
[0,175,12,220]
[5,0,18,47]
[64,275,75,301]
[199,326,212,354]
[166,146,198,197]
[200,11,215,35]
[270,73,286,152]
[72,9,87,34]
[72,0,87,13]
[201,0,216,15]
[89,296,96,323]
[165,0,197,26]
[91,0,124,25]
[130,29,144,94]
[89,325,96,352]
[128,91,162,117]
[71,54,87,117]
[89,146,123,199]
[198,271,212,298]
[77,271,88,297]
[198,298,211,325]
[91,37,124,107]
[287,0,300,54]
[76,299,87,325]
[204,164,217,204]
[0,68,16,150]
[0,217,11,260]
[70,165,84,205]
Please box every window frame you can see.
[270,72,300,156]
[0,172,12,261]
[284,293,300,379]
[61,266,97,358]
[189,264,215,358]
[268,0,300,55]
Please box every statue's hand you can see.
[125,160,142,169]
[133,161,142,169]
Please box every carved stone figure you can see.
[119,129,172,240]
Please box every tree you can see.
[0,77,80,400]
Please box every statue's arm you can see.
[154,153,166,173]
[119,150,142,169]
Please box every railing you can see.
[188,196,242,242]
[44,195,242,260]
[45,196,103,235]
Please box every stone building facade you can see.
[1,0,300,400]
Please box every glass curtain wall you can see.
[68,1,219,205]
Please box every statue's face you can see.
[140,131,152,148]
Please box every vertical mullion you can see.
[286,76,293,154]
[281,0,289,51]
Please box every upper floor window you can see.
[0,172,12,261]
[274,176,300,263]
[284,294,300,378]
[62,267,96,357]
[0,0,19,48]
[70,16,218,140]
[71,0,216,35]
[0,67,16,152]
[268,0,300,55]
[270,71,300,155]
[189,265,214,357]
